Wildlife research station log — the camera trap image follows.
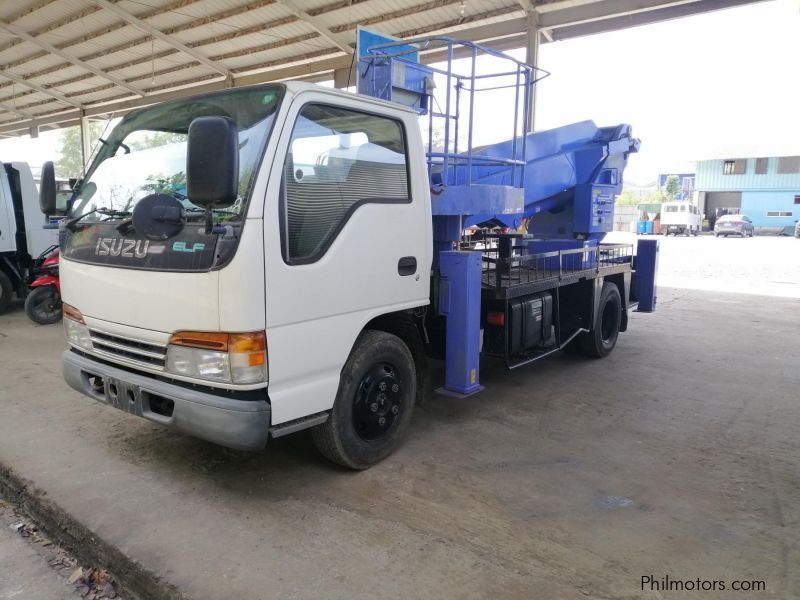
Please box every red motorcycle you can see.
[25,246,62,325]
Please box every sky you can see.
[1,0,798,186]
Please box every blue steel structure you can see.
[358,37,655,396]
[635,239,659,312]
[436,251,484,396]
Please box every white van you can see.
[661,201,701,236]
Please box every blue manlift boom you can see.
[359,36,659,395]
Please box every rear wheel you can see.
[312,330,416,469]
[577,282,622,358]
[0,270,13,313]
[24,285,62,324]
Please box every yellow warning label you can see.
[470,369,476,384]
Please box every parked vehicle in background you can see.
[0,161,60,313]
[714,214,754,237]
[24,246,61,325]
[661,201,700,236]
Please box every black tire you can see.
[312,330,416,470]
[24,285,62,325]
[577,282,622,358]
[0,270,12,313]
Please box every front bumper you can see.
[63,350,270,451]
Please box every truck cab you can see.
[60,82,432,467]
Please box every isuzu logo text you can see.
[95,238,150,258]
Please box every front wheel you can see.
[312,330,416,469]
[24,285,62,324]
[577,282,622,358]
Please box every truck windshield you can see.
[70,85,284,220]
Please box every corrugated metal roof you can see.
[0,0,766,135]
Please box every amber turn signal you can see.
[63,303,85,324]
[169,331,267,354]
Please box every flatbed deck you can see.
[479,243,635,299]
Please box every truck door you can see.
[262,92,431,424]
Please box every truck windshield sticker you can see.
[172,241,205,253]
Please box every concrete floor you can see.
[0,509,79,600]
[655,234,800,298]
[0,237,798,599]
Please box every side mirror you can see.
[39,161,57,215]
[186,116,239,209]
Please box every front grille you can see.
[88,329,167,371]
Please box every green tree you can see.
[615,189,641,205]
[55,122,105,179]
[662,175,681,201]
[127,131,186,151]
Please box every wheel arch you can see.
[362,309,428,404]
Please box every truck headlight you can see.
[63,304,93,351]
[165,331,267,385]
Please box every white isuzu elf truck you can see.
[44,41,656,469]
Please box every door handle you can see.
[397,256,417,276]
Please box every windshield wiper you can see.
[66,207,132,232]
[97,207,132,217]
[183,207,239,218]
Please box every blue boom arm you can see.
[463,121,640,239]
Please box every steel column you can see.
[79,113,91,172]
[525,11,540,133]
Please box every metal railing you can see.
[474,240,634,292]
[360,37,549,192]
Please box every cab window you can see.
[281,104,409,264]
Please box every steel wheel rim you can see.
[32,289,61,321]
[352,363,403,442]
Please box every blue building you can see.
[694,157,800,231]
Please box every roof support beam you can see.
[0,70,81,108]
[539,0,698,29]
[0,20,145,97]
[90,0,232,78]
[0,102,33,120]
[515,0,532,12]
[275,0,353,54]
